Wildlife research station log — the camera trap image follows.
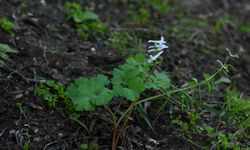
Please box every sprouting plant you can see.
[187,110,200,126]
[36,80,73,110]
[212,13,237,35]
[129,0,171,26]
[80,143,99,150]
[0,43,18,68]
[16,102,28,119]
[240,23,250,33]
[171,109,201,134]
[130,7,151,26]
[142,0,171,15]
[210,132,240,150]
[23,143,29,150]
[171,117,189,133]
[191,19,207,28]
[63,2,99,24]
[106,31,145,56]
[0,18,15,34]
[224,88,250,137]
[202,73,231,97]
[63,2,108,40]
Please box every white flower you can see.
[40,0,46,6]
[148,36,168,63]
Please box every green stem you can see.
[182,135,208,149]
[116,103,135,128]
[198,85,202,107]
[104,104,115,118]
[116,66,224,127]
[111,58,227,149]
[114,98,124,115]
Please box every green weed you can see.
[130,7,151,26]
[212,13,237,36]
[0,43,18,68]
[143,0,171,15]
[0,18,15,34]
[80,143,99,150]
[36,80,73,111]
[16,102,28,119]
[171,110,246,149]
[224,88,250,137]
[63,2,108,40]
[106,31,145,56]
[23,143,29,150]
[191,19,207,28]
[18,2,28,9]
[240,23,250,33]
[129,0,171,26]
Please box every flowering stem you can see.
[110,56,227,149]
[116,64,224,129]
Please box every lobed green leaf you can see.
[66,75,113,111]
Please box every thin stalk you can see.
[198,85,202,107]
[112,129,118,150]
[116,103,135,128]
[104,104,115,118]
[110,59,227,150]
[182,135,208,149]
[114,98,124,115]
[116,66,224,127]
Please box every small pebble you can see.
[9,129,16,135]
[57,133,64,138]
[33,137,42,142]
[90,47,96,53]
[32,127,39,134]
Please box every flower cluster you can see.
[148,36,168,63]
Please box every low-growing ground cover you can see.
[0,0,250,149]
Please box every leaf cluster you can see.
[129,7,151,26]
[37,80,73,110]
[106,31,145,56]
[66,54,171,111]
[63,2,107,40]
[66,75,113,111]
[225,88,250,134]
[143,0,171,14]
[0,18,15,34]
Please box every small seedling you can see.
[36,80,73,111]
[240,23,250,33]
[63,2,108,40]
[212,13,237,36]
[142,0,171,15]
[18,2,28,9]
[224,88,250,137]
[191,19,207,28]
[80,143,99,150]
[16,102,28,119]
[0,18,15,34]
[130,7,151,26]
[23,143,29,150]
[0,43,18,68]
[106,31,145,56]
